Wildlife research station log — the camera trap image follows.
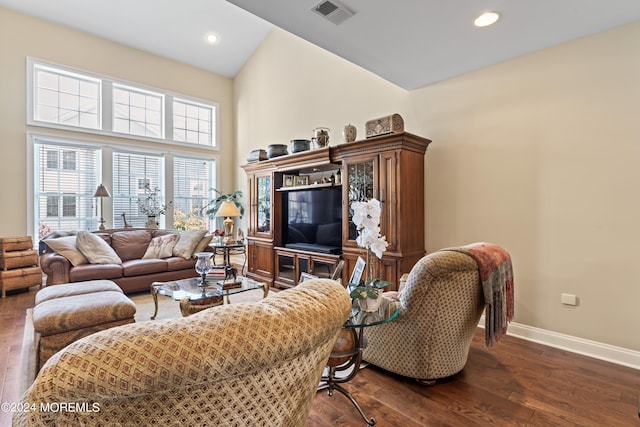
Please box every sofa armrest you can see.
[40,252,71,285]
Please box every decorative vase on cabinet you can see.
[342,124,357,143]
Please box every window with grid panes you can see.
[33,64,101,130]
[112,85,164,139]
[173,99,214,146]
[30,59,218,147]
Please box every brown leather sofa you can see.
[40,228,210,294]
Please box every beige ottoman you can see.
[33,280,136,369]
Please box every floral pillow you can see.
[142,233,179,259]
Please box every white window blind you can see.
[34,141,99,238]
[173,157,216,230]
[113,151,164,228]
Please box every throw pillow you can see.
[44,236,88,267]
[76,231,122,264]
[172,230,207,259]
[192,234,213,256]
[143,233,179,259]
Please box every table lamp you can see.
[93,184,111,230]
[216,201,241,244]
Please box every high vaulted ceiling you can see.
[2,0,640,89]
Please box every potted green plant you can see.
[348,198,391,311]
[205,190,244,218]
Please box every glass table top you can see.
[344,298,399,329]
[152,276,264,302]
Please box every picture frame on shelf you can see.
[294,175,309,187]
[299,272,318,283]
[283,174,295,187]
[349,256,366,286]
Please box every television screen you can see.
[285,188,342,252]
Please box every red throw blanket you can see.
[446,242,514,346]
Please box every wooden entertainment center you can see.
[241,132,431,290]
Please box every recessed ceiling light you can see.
[474,11,500,28]
[205,33,220,44]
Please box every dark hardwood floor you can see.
[2,286,639,427]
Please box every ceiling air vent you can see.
[311,0,355,25]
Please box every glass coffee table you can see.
[150,276,268,319]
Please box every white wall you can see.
[234,23,640,352]
[233,27,412,192]
[412,22,640,352]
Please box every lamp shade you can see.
[215,201,241,217]
[94,184,111,198]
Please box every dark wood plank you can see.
[1,286,638,427]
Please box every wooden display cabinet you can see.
[242,132,430,290]
[242,163,281,285]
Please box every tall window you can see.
[33,64,100,130]
[112,151,164,228]
[34,141,99,237]
[173,157,215,230]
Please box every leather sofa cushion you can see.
[166,256,196,271]
[70,264,123,282]
[122,259,168,276]
[111,230,153,261]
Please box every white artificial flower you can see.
[352,209,367,229]
[370,236,389,259]
[352,198,387,259]
[364,199,382,220]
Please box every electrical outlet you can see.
[561,293,577,306]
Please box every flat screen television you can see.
[284,187,342,254]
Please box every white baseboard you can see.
[479,316,640,370]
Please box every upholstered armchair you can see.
[14,279,351,427]
[363,248,497,383]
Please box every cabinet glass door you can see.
[311,260,334,279]
[298,257,309,276]
[277,253,295,283]
[346,160,375,240]
[257,176,271,234]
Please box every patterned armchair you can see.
[362,249,487,383]
[14,279,351,427]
